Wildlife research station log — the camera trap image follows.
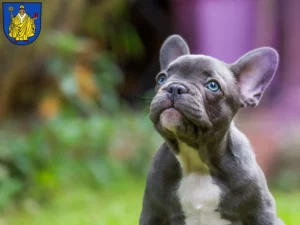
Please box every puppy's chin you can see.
[159,108,184,133]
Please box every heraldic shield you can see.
[2,2,42,45]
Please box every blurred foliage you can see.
[82,0,144,60]
[270,131,300,191]
[0,0,149,213]
[0,0,144,119]
[46,32,125,116]
[272,169,300,191]
[0,113,162,211]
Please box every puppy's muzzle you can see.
[166,83,187,101]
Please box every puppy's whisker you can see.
[136,104,150,119]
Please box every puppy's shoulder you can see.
[228,123,256,163]
[147,143,181,190]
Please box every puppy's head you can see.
[150,35,279,147]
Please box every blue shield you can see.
[2,2,42,45]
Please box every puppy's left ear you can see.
[160,35,190,70]
[231,47,279,107]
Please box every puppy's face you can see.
[150,55,239,145]
[150,35,279,147]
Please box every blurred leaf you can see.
[47,32,85,54]
[60,74,78,97]
[0,178,22,211]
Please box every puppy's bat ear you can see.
[160,35,190,70]
[230,47,279,107]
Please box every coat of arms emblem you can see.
[2,2,42,45]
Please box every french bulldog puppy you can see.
[139,35,284,225]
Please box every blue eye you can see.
[157,74,167,85]
[205,81,220,92]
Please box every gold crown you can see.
[20,5,24,9]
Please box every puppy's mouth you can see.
[149,94,212,138]
[157,105,211,137]
[159,107,184,133]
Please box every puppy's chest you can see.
[176,143,230,225]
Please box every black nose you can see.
[167,84,187,101]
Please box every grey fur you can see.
[160,35,190,70]
[140,35,284,225]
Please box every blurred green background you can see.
[1,0,300,225]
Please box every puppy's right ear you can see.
[230,47,279,107]
[160,35,190,70]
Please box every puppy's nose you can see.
[167,84,187,101]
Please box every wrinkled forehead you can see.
[166,55,233,81]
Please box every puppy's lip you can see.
[160,107,184,122]
[160,107,184,119]
[150,106,180,125]
[162,107,178,113]
[159,108,184,133]
[171,106,212,131]
[156,107,178,119]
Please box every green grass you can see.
[2,180,300,225]
[275,191,300,225]
[3,180,144,225]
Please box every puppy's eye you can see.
[205,81,220,92]
[157,74,167,85]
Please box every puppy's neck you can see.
[167,123,232,175]
[176,142,209,176]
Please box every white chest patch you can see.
[176,143,230,225]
